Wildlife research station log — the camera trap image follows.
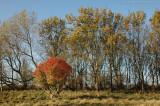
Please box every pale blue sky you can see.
[0,0,160,22]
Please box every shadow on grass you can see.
[124,91,135,94]
[69,95,122,100]
[63,103,113,106]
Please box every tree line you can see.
[0,7,160,93]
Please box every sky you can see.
[0,0,160,22]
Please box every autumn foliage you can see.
[33,57,72,87]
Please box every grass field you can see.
[1,90,160,106]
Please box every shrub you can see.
[33,57,72,97]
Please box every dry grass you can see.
[1,90,160,105]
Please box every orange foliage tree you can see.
[33,57,72,97]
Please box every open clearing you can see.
[1,90,160,105]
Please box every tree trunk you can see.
[22,81,27,90]
[79,79,83,90]
[0,66,2,92]
[115,68,118,91]
[0,71,2,92]
[141,71,144,93]
[95,80,99,91]
[156,72,159,86]
[110,69,113,92]
[151,70,155,91]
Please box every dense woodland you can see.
[0,7,159,93]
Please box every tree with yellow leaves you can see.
[145,10,160,90]
[65,7,106,91]
[38,16,67,58]
[129,10,146,93]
